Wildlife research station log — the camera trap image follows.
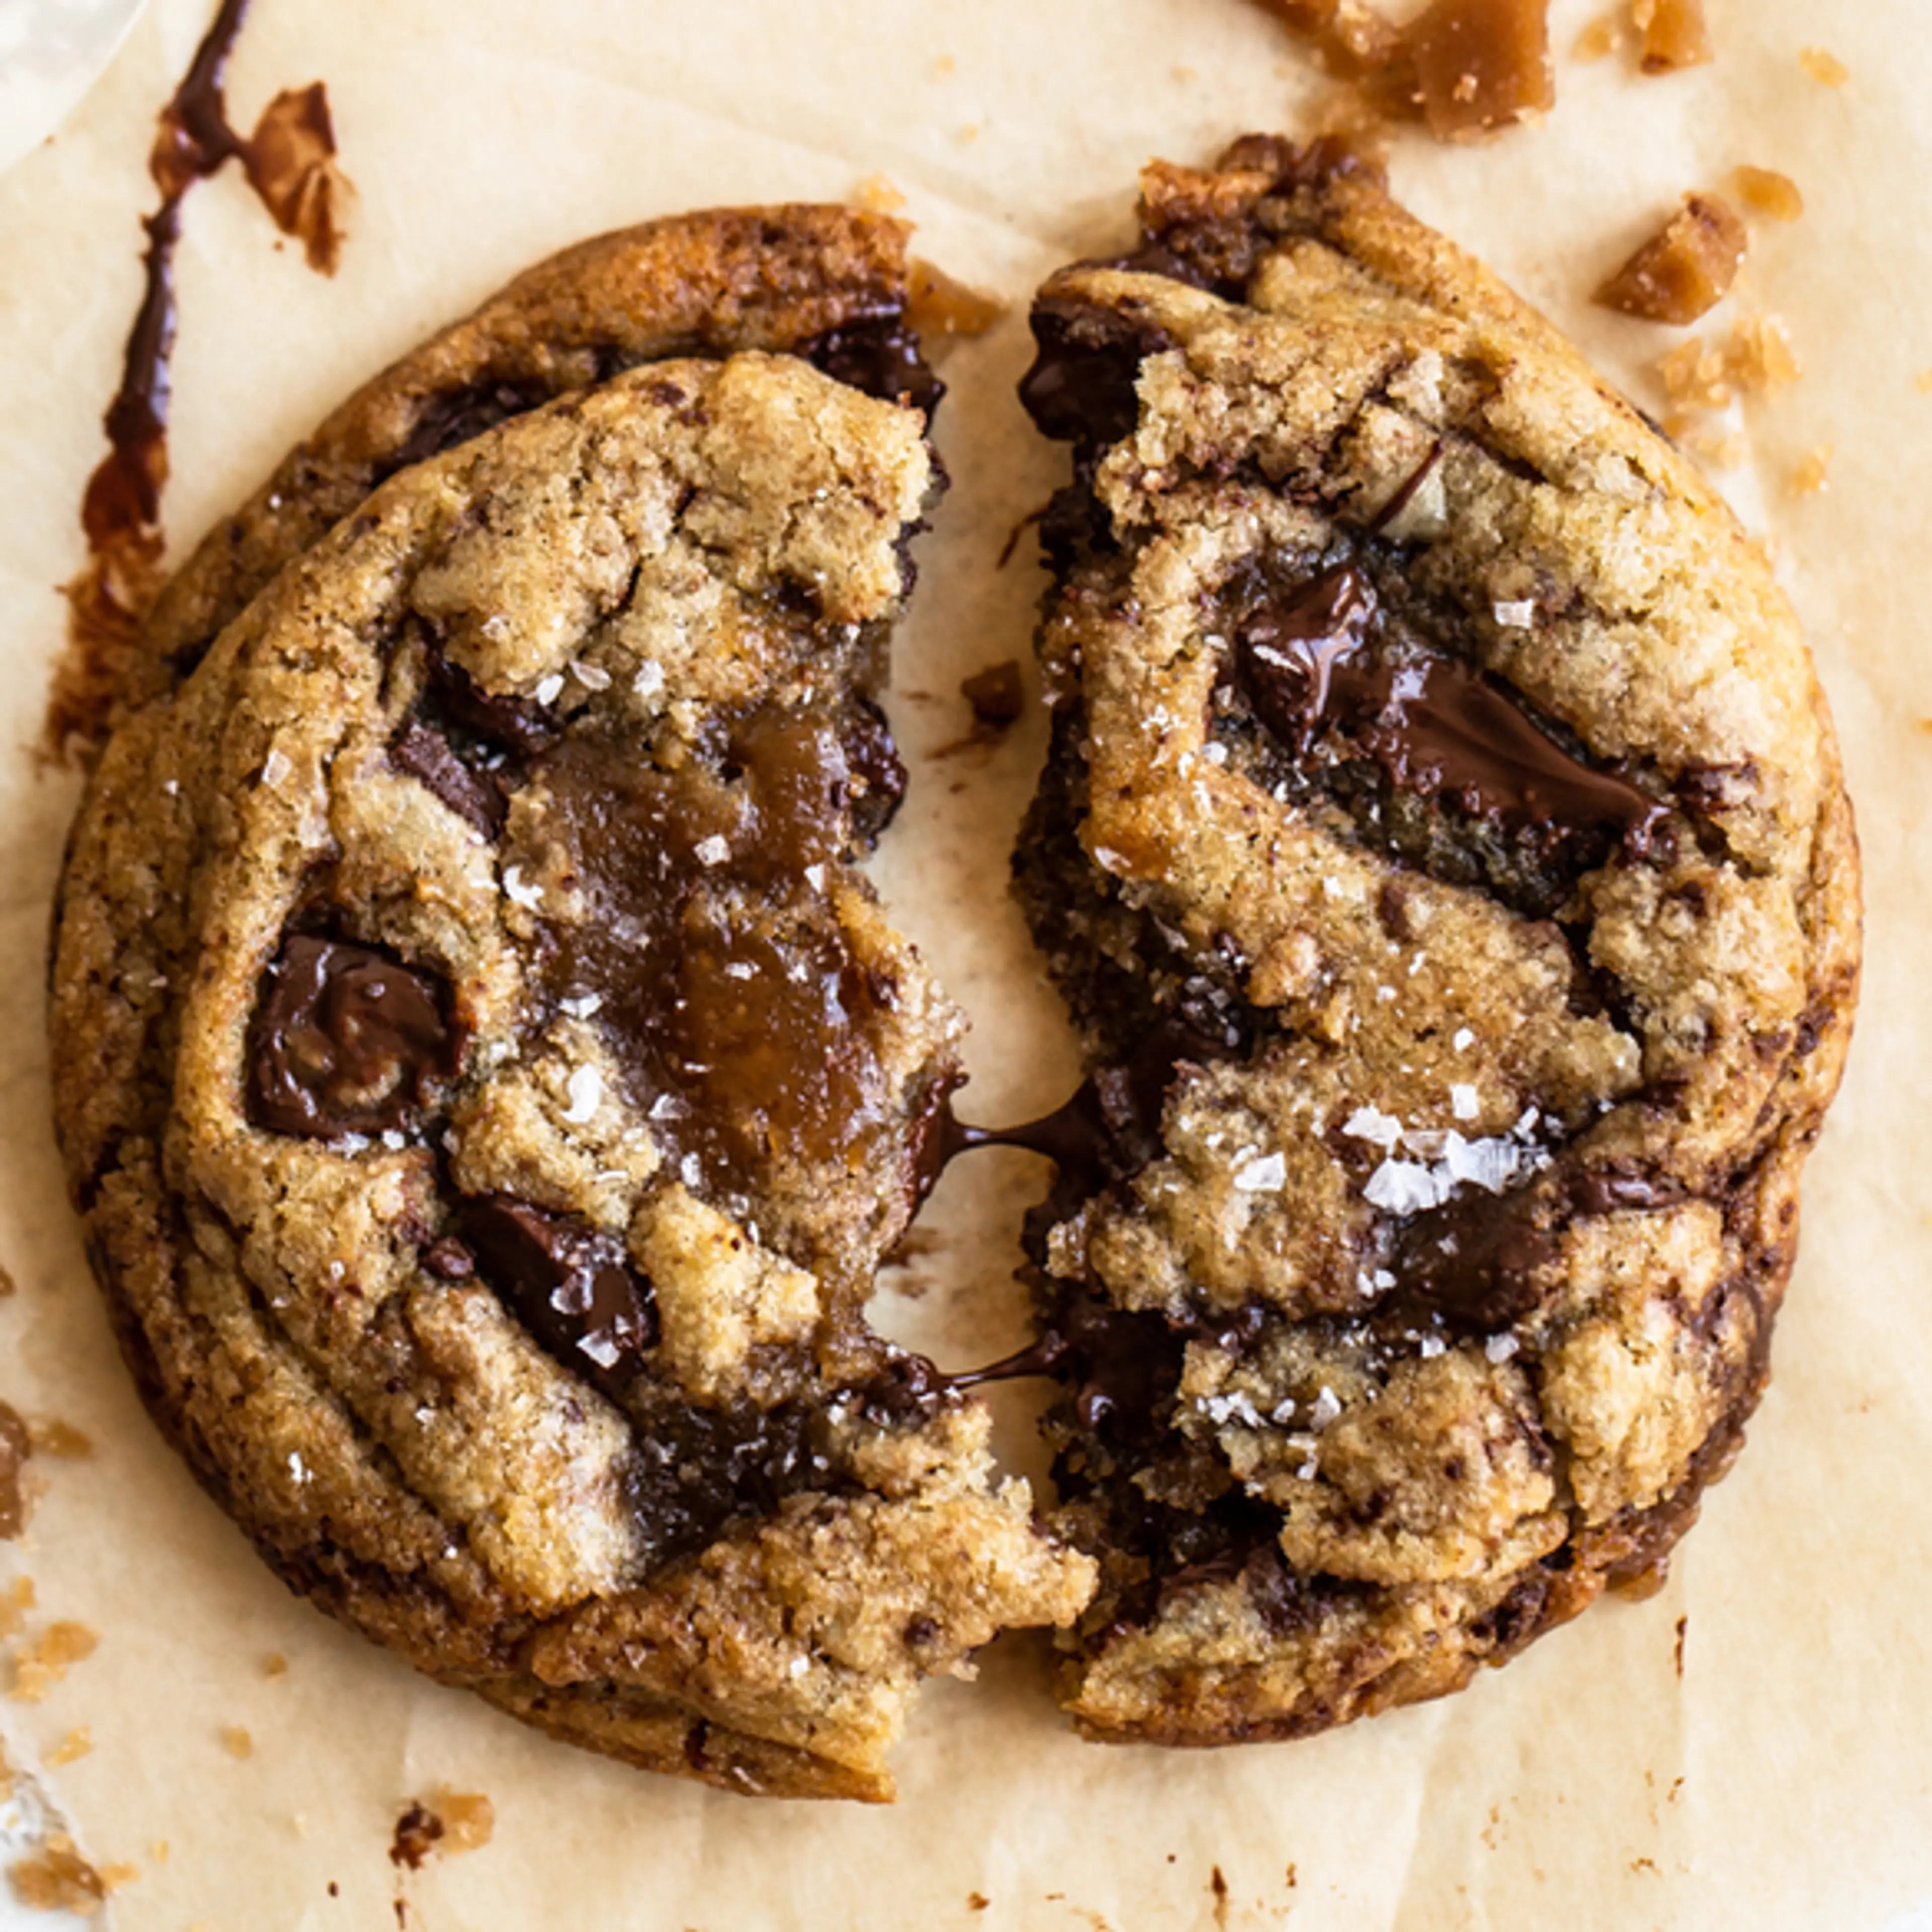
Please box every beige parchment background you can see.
[0,0,1925,1925]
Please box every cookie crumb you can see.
[1787,447,1832,497]
[967,1894,990,1912]
[10,1835,107,1914]
[220,1725,254,1759]
[12,1622,99,1702]
[46,1727,91,1766]
[1798,46,1848,88]
[961,661,1025,730]
[1731,166,1804,222]
[389,1802,444,1870]
[1595,194,1746,325]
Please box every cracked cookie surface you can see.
[51,336,1090,1802]
[1011,138,1858,1745]
[53,202,942,754]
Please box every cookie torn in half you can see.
[50,216,1091,1802]
[1008,137,1858,1745]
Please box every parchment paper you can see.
[0,1,1926,1925]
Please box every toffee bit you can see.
[1798,46,1849,88]
[1572,11,1623,61]
[1731,165,1804,223]
[262,1650,290,1679]
[1405,0,1555,141]
[905,259,1006,340]
[46,1727,92,1766]
[219,1725,255,1759]
[9,1836,108,1915]
[1787,447,1832,497]
[1631,0,1712,74]
[960,661,1025,729]
[434,1793,495,1855]
[11,1622,100,1703]
[1595,194,1747,326]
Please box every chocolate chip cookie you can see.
[51,303,1091,1798]
[1008,137,1859,1745]
[60,202,943,750]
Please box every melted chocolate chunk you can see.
[390,719,506,836]
[1018,298,1177,448]
[456,1196,658,1398]
[1233,562,1667,852]
[536,705,901,1205]
[424,648,559,759]
[1237,565,1376,749]
[246,936,458,1138]
[623,1396,838,1569]
[933,1015,1229,1245]
[798,315,943,415]
[380,379,557,481]
[841,696,909,844]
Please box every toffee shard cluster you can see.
[48,209,1092,1804]
[1009,137,1858,1745]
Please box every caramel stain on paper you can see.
[49,0,352,762]
[1210,1864,1231,1928]
[967,1894,990,1913]
[1673,1613,1688,1676]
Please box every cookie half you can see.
[52,343,1091,1800]
[55,202,942,749]
[1010,138,1858,1745]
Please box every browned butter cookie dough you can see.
[1007,137,1858,1745]
[51,230,1091,1800]
[57,202,945,753]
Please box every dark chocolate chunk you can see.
[456,1195,658,1397]
[425,648,559,758]
[391,719,507,836]
[839,697,908,844]
[1390,1186,1558,1333]
[381,378,557,479]
[1018,298,1177,448]
[798,315,943,415]
[1232,564,1668,851]
[246,935,459,1138]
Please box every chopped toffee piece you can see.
[1405,0,1554,141]
[1632,0,1712,74]
[1595,194,1747,325]
[1732,166,1804,223]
